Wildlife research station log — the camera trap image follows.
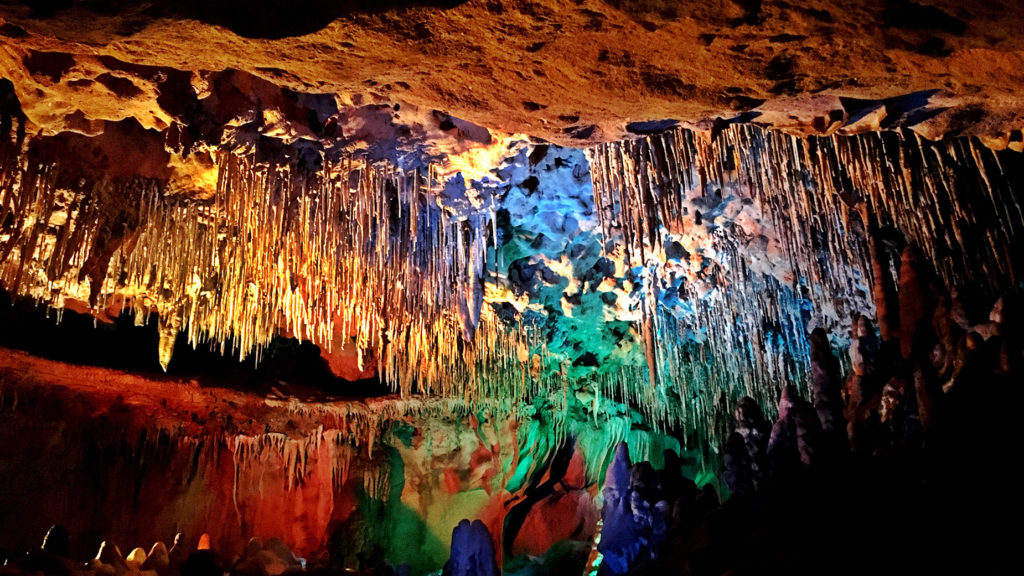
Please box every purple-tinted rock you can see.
[442,520,498,576]
[597,444,694,574]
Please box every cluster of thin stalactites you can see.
[3,110,1022,453]
[0,116,556,405]
[586,124,1023,448]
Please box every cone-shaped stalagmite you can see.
[809,328,846,453]
[41,525,71,558]
[142,542,170,576]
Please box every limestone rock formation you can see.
[441,520,498,576]
[595,443,698,575]
[2,1,1024,145]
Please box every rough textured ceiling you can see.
[2,0,1024,144]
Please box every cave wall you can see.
[0,349,688,574]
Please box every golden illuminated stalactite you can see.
[0,131,556,406]
[0,120,161,310]
[157,308,180,372]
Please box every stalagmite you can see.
[142,543,170,576]
[767,385,821,475]
[809,328,844,445]
[95,541,129,572]
[126,548,147,568]
[593,442,694,574]
[442,520,499,576]
[897,245,937,360]
[723,396,769,496]
[40,525,70,558]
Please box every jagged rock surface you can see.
[2,1,1024,145]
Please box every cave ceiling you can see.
[1,0,1023,145]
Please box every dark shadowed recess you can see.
[20,0,470,39]
[501,439,575,558]
[0,289,390,397]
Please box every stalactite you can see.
[586,124,1023,453]
[0,145,158,311]
[0,136,553,405]
[590,125,1024,318]
[7,117,1017,461]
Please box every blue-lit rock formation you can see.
[442,520,498,576]
[595,444,699,575]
